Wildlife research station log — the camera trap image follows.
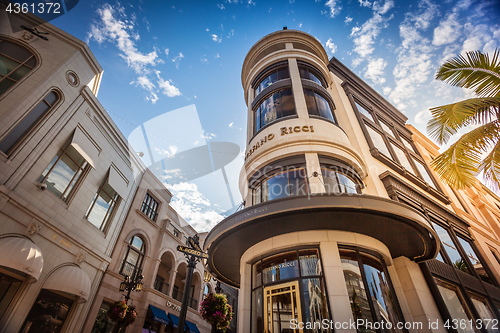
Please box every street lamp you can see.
[119,273,144,303]
[203,271,212,283]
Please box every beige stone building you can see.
[0,9,214,333]
[204,29,500,333]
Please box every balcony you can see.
[171,288,198,309]
[154,276,169,295]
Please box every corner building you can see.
[204,29,500,333]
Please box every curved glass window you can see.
[252,167,308,204]
[254,88,295,133]
[321,166,362,194]
[340,249,406,333]
[255,67,290,95]
[304,89,335,122]
[0,39,37,96]
[299,66,324,86]
[0,91,59,154]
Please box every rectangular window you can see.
[432,223,471,275]
[85,173,119,231]
[469,294,496,333]
[392,143,414,172]
[434,279,476,333]
[355,102,374,122]
[0,91,59,154]
[39,141,88,202]
[413,158,436,189]
[0,271,22,320]
[456,237,493,284]
[140,193,159,221]
[91,301,117,333]
[366,125,391,158]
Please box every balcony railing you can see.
[154,276,169,295]
[171,288,198,309]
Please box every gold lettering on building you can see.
[245,134,275,160]
[280,125,314,136]
[51,233,72,249]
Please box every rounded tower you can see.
[204,29,439,333]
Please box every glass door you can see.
[263,281,302,333]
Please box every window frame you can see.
[253,63,290,96]
[297,61,328,88]
[38,140,90,204]
[303,87,337,124]
[251,165,309,204]
[85,172,121,232]
[0,38,39,100]
[347,92,448,203]
[120,235,146,279]
[252,87,297,134]
[140,192,160,222]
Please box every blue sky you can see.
[47,0,500,232]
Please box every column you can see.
[168,270,177,296]
[288,58,309,119]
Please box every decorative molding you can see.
[76,251,87,264]
[26,221,41,236]
[380,171,469,230]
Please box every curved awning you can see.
[0,236,43,281]
[149,305,171,325]
[204,194,440,287]
[44,265,91,301]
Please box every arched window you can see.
[0,39,37,96]
[203,284,211,298]
[304,89,336,123]
[298,65,325,87]
[120,235,145,279]
[0,90,60,154]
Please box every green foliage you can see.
[427,49,500,190]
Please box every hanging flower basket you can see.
[199,293,233,332]
[107,301,137,327]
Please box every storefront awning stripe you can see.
[168,313,179,328]
[0,236,43,281]
[185,320,201,333]
[149,305,170,325]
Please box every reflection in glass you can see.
[0,39,37,95]
[391,144,414,172]
[261,251,299,284]
[302,278,331,332]
[435,280,476,333]
[413,159,436,188]
[321,166,361,195]
[39,144,88,201]
[20,289,74,333]
[457,237,492,284]
[0,272,22,320]
[252,288,263,333]
[298,66,324,86]
[304,89,335,122]
[91,302,117,333]
[355,102,374,122]
[253,167,308,204]
[470,295,496,333]
[299,249,321,276]
[366,126,391,158]
[379,121,394,137]
[254,89,296,133]
[432,223,471,274]
[121,236,145,278]
[255,67,290,95]
[86,175,119,230]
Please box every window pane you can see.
[44,152,79,198]
[251,288,263,333]
[86,190,113,229]
[401,137,415,153]
[470,295,496,333]
[0,78,15,95]
[299,249,320,276]
[432,223,470,274]
[435,281,476,333]
[286,168,308,196]
[0,94,52,153]
[304,89,318,116]
[414,159,436,188]
[322,168,341,194]
[266,172,289,201]
[280,89,295,118]
[392,143,414,172]
[131,236,144,251]
[91,301,117,333]
[45,92,58,106]
[457,237,492,284]
[379,121,395,137]
[309,72,322,85]
[338,173,359,194]
[301,278,331,331]
[0,272,22,319]
[362,255,405,332]
[340,251,376,332]
[0,54,20,76]
[1,41,32,62]
[277,68,289,80]
[261,92,280,127]
[21,289,73,333]
[253,261,262,288]
[10,65,31,81]
[366,126,391,158]
[355,102,374,122]
[253,184,262,205]
[316,93,334,122]
[261,251,299,284]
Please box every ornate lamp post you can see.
[119,273,144,304]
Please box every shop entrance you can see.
[263,281,302,333]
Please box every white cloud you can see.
[167,182,225,231]
[172,52,184,68]
[432,12,460,46]
[217,3,225,9]
[325,38,337,56]
[359,0,371,7]
[154,146,178,158]
[414,109,432,125]
[211,34,222,43]
[382,86,392,95]
[87,4,161,73]
[131,76,158,103]
[201,57,209,64]
[215,53,220,59]
[364,58,387,84]
[164,48,169,56]
[323,0,342,18]
[229,122,234,128]
[202,131,216,140]
[157,76,182,97]
[350,0,394,66]
[345,16,353,24]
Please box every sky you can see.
[40,0,500,232]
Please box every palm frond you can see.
[479,140,500,192]
[436,49,500,97]
[427,97,500,145]
[430,120,500,189]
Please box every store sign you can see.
[167,301,181,312]
[245,125,316,160]
[262,261,296,273]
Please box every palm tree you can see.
[427,49,500,190]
